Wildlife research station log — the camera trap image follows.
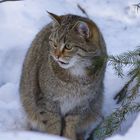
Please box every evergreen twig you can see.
[77,4,90,18]
[90,103,140,140]
[108,47,140,77]
[133,3,140,12]
[0,0,23,3]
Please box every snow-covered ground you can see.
[0,0,140,139]
[0,131,68,140]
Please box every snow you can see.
[0,131,68,140]
[0,0,140,139]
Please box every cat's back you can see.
[20,23,52,99]
[24,23,52,66]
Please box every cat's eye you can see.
[65,44,72,50]
[53,44,57,48]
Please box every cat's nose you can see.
[55,53,60,59]
[55,51,61,59]
[56,55,60,59]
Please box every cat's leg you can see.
[77,114,102,140]
[77,98,103,140]
[38,111,62,135]
[63,115,89,140]
[64,108,102,140]
[62,112,102,140]
[33,96,62,135]
[63,115,80,140]
[76,132,85,140]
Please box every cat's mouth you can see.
[58,60,69,65]
[57,60,71,69]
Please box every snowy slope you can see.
[0,0,140,139]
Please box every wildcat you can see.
[20,12,107,140]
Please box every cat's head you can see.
[48,12,106,72]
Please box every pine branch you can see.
[111,47,140,104]
[77,4,90,18]
[0,0,23,3]
[129,81,140,101]
[108,47,140,77]
[133,3,140,12]
[88,103,140,140]
[114,72,138,104]
[90,71,139,140]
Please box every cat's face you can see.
[48,12,103,70]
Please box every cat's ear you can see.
[47,11,61,25]
[74,21,90,39]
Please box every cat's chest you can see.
[53,89,89,116]
[59,94,88,116]
[39,63,97,115]
[52,83,94,115]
